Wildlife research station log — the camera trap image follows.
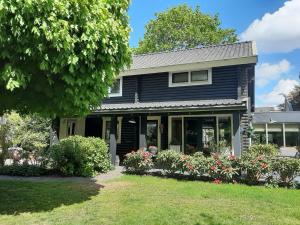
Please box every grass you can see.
[0,175,300,225]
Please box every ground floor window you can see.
[268,124,283,146]
[169,115,232,154]
[146,120,158,147]
[67,119,76,136]
[102,117,122,144]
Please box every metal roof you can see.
[95,99,246,114]
[123,41,257,75]
[253,112,300,123]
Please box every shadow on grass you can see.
[0,178,103,215]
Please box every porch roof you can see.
[95,99,246,114]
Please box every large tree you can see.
[288,85,300,110]
[0,0,131,117]
[135,4,238,54]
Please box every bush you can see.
[0,165,48,176]
[48,136,111,177]
[155,150,182,174]
[207,153,240,183]
[272,158,300,187]
[177,152,208,177]
[248,144,278,157]
[123,150,153,174]
[240,153,271,184]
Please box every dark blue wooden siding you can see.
[102,76,137,104]
[102,65,245,104]
[139,66,238,102]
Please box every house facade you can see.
[59,41,257,164]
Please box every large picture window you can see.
[169,115,232,154]
[169,69,212,87]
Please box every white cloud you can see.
[257,79,299,106]
[256,59,291,87]
[241,0,300,53]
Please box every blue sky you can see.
[128,0,300,107]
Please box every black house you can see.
[59,41,257,164]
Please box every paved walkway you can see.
[0,166,124,183]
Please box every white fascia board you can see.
[119,56,257,77]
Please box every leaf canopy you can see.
[0,0,131,117]
[134,4,238,54]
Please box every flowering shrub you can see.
[123,150,153,174]
[248,144,278,157]
[179,152,208,177]
[207,153,240,182]
[155,150,181,174]
[271,158,300,187]
[240,153,271,184]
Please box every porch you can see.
[59,99,247,164]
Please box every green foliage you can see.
[134,4,238,54]
[0,164,48,176]
[248,144,279,157]
[0,112,51,165]
[207,154,240,182]
[48,136,111,176]
[0,0,131,117]
[123,150,153,174]
[155,150,182,174]
[271,158,300,187]
[240,153,271,184]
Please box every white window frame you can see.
[108,77,123,97]
[168,68,212,87]
[67,119,77,136]
[102,117,123,144]
[168,114,233,153]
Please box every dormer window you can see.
[169,69,212,87]
[108,77,123,97]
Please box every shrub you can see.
[0,165,48,176]
[155,150,182,174]
[207,153,240,183]
[48,136,111,177]
[271,158,300,187]
[248,144,278,157]
[123,150,153,174]
[240,153,271,184]
[178,152,208,177]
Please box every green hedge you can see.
[0,165,49,176]
[48,136,111,177]
[124,146,300,188]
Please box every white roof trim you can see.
[119,56,257,77]
[251,41,258,56]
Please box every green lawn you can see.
[0,175,300,225]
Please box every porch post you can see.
[139,115,147,149]
[109,116,117,165]
[232,112,241,157]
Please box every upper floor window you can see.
[108,77,123,97]
[169,69,212,87]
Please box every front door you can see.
[146,116,161,149]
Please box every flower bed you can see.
[123,147,300,188]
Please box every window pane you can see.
[147,120,158,147]
[172,72,188,83]
[171,118,182,146]
[109,79,120,94]
[218,116,232,147]
[268,124,283,147]
[191,70,208,82]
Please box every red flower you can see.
[210,166,216,171]
[213,179,222,184]
[216,160,222,165]
[260,163,268,169]
[229,155,236,160]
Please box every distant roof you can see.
[253,112,300,123]
[255,107,278,113]
[96,99,246,114]
[121,41,257,76]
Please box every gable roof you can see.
[121,41,257,76]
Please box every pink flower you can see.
[213,179,222,184]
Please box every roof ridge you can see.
[133,41,253,57]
